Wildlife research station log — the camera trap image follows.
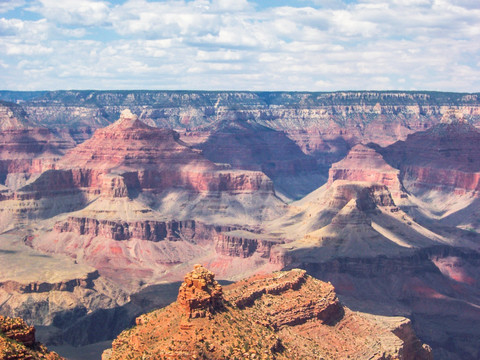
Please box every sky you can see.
[0,0,479,91]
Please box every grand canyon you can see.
[1,90,480,359]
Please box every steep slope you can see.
[23,110,284,286]
[381,110,480,196]
[377,110,480,231]
[266,180,447,262]
[258,159,480,360]
[0,101,75,191]
[0,315,64,359]
[196,116,325,199]
[104,265,432,360]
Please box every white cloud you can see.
[0,0,478,91]
[0,0,25,13]
[3,41,53,55]
[0,18,51,40]
[28,0,110,26]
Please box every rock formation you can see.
[0,109,283,234]
[177,264,224,318]
[104,266,432,360]
[2,90,479,199]
[196,117,325,199]
[381,111,480,196]
[328,144,404,199]
[0,315,63,359]
[0,101,75,191]
[56,109,272,194]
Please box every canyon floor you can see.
[0,91,480,359]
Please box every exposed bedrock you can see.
[290,246,480,360]
[105,266,431,360]
[54,217,223,243]
[0,314,64,359]
[328,144,404,198]
[380,113,480,197]
[214,232,282,258]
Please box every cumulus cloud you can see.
[0,0,478,91]
[27,0,110,26]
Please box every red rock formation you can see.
[0,315,64,359]
[104,266,432,360]
[328,144,403,198]
[176,264,224,319]
[27,109,273,197]
[0,102,75,190]
[381,111,480,196]
[0,316,35,347]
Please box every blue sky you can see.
[0,0,479,91]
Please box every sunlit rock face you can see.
[104,266,432,360]
[0,315,64,359]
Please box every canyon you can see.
[0,91,479,359]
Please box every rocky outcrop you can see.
[0,139,74,193]
[294,245,480,360]
[0,101,75,190]
[328,144,404,198]
[215,231,283,258]
[0,316,35,347]
[176,264,224,319]
[0,315,63,359]
[104,266,432,360]
[0,100,30,130]
[391,319,433,360]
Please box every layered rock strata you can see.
[215,230,283,258]
[0,101,75,190]
[381,111,480,196]
[328,144,404,199]
[56,109,273,195]
[104,266,432,360]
